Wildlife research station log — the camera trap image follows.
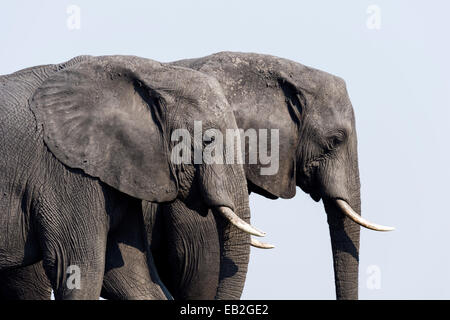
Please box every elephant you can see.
[143,51,394,300]
[0,54,261,299]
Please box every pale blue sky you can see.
[1,1,449,299]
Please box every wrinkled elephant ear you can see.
[30,56,178,202]
[239,76,303,200]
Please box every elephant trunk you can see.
[322,148,361,300]
[325,194,361,300]
[212,166,251,300]
[318,124,364,300]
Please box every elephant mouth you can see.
[310,192,321,202]
[297,176,321,202]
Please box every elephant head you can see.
[30,55,262,297]
[172,52,394,299]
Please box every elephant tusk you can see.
[335,199,395,232]
[251,238,275,249]
[214,206,266,237]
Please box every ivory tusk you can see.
[335,199,395,232]
[214,206,266,237]
[251,238,275,249]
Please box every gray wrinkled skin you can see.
[0,55,251,300]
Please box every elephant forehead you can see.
[312,76,353,116]
[310,105,354,137]
[320,78,348,103]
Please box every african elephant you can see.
[145,52,394,300]
[0,54,261,299]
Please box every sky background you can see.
[1,0,449,299]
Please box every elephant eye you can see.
[327,131,346,150]
[331,137,341,147]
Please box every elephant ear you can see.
[241,76,302,199]
[30,56,178,202]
